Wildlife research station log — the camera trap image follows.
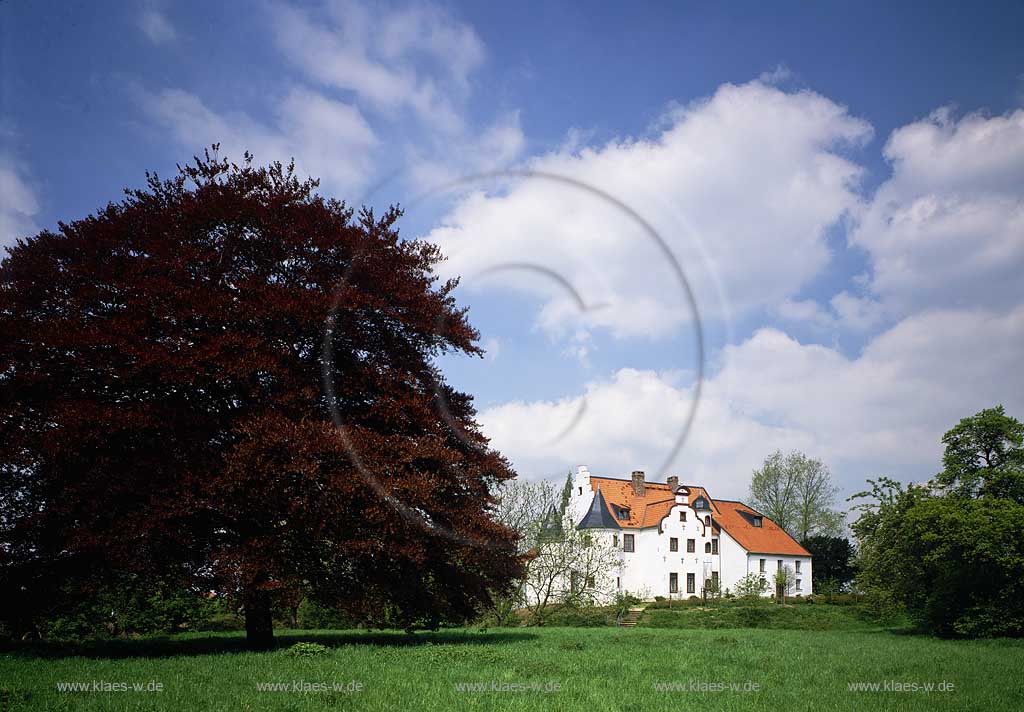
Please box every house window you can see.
[795,560,801,573]
[753,516,762,527]
[612,534,619,548]
[705,542,711,553]
[705,515,711,527]
[586,575,595,588]
[686,538,695,553]
[796,579,802,591]
[679,511,686,521]
[617,577,621,589]
[686,573,695,594]
[578,487,582,496]
[669,573,679,593]
[711,539,719,555]
[623,534,635,552]
[711,571,719,588]
[777,559,783,570]
[670,537,678,552]
[759,558,766,572]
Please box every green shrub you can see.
[614,592,643,609]
[542,605,614,627]
[22,574,209,642]
[645,597,709,609]
[284,642,330,657]
[640,603,875,631]
[735,606,773,627]
[194,613,244,632]
[296,598,358,630]
[817,593,864,606]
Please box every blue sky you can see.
[3,1,1023,501]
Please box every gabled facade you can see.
[566,465,812,599]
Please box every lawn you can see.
[2,611,1023,710]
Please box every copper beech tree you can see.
[0,149,523,649]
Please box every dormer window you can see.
[693,496,709,510]
[616,505,630,521]
[752,516,762,527]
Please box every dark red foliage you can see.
[0,149,522,647]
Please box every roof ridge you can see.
[590,475,673,486]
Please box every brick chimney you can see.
[631,470,646,496]
[667,475,679,491]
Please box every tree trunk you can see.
[244,586,274,650]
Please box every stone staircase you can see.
[617,606,646,627]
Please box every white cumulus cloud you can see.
[479,305,1024,498]
[141,87,377,196]
[851,107,1024,316]
[0,158,40,252]
[426,80,872,340]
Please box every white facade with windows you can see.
[565,465,812,600]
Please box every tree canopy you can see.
[0,149,522,648]
[936,405,1024,503]
[749,450,843,541]
[799,535,855,592]
[851,406,1024,637]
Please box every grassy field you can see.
[2,609,1023,710]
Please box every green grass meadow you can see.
[3,607,1023,710]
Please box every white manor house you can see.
[564,466,812,600]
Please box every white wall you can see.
[614,501,722,599]
[743,554,813,596]
[566,465,592,525]
[718,529,749,593]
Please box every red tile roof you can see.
[587,476,716,529]
[713,499,810,556]
[585,476,808,556]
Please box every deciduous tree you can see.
[733,572,769,599]
[850,407,1024,637]
[0,149,522,648]
[749,450,842,540]
[936,405,1024,503]
[521,522,619,623]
